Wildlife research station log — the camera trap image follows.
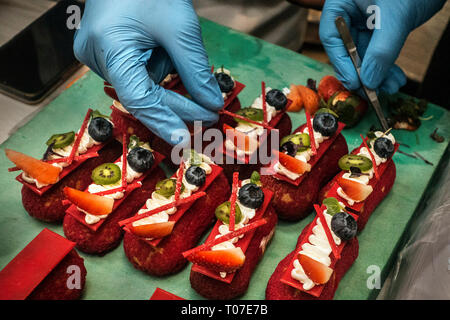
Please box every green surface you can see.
[0,18,449,300]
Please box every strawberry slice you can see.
[223,124,259,153]
[275,150,311,175]
[187,247,245,273]
[5,149,61,185]
[337,176,373,202]
[130,221,175,238]
[298,253,333,285]
[63,187,114,216]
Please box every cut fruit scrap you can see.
[317,75,345,102]
[63,187,114,216]
[118,191,206,227]
[305,111,317,155]
[5,149,61,185]
[229,172,239,232]
[174,161,185,202]
[337,176,373,202]
[223,124,260,153]
[130,221,175,239]
[67,109,93,165]
[121,132,128,188]
[360,134,379,180]
[288,85,320,114]
[274,150,312,175]
[314,204,340,259]
[182,218,267,258]
[187,247,246,273]
[46,151,99,164]
[220,111,274,130]
[262,81,268,124]
[298,253,333,285]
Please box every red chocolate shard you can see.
[0,229,75,300]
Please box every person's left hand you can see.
[73,0,224,145]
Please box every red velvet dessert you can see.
[260,110,348,221]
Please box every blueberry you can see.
[215,73,234,93]
[127,147,155,173]
[373,137,394,158]
[238,183,264,209]
[331,212,357,241]
[88,117,113,142]
[266,89,287,110]
[313,112,338,137]
[185,166,206,187]
[280,141,297,157]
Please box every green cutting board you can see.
[0,18,448,300]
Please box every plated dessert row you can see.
[2,69,398,301]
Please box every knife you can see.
[334,16,390,131]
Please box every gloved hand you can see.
[319,0,446,94]
[74,0,224,145]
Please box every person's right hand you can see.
[319,0,446,94]
[74,0,224,145]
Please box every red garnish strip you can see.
[118,191,206,227]
[267,122,345,186]
[174,161,185,202]
[65,151,165,232]
[67,109,93,165]
[182,218,267,258]
[323,142,399,213]
[229,172,239,232]
[262,82,268,125]
[91,181,142,196]
[360,134,379,180]
[150,288,184,300]
[121,133,128,188]
[16,143,106,196]
[314,204,340,259]
[219,110,275,131]
[305,111,317,156]
[8,152,100,172]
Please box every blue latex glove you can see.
[320,0,446,94]
[73,0,223,145]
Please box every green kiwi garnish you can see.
[46,131,75,149]
[338,154,372,172]
[215,201,243,225]
[323,197,343,216]
[155,178,185,198]
[184,149,202,166]
[91,163,121,185]
[234,107,264,124]
[280,133,311,152]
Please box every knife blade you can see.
[334,16,390,131]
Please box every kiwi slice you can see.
[280,133,311,152]
[91,163,121,185]
[215,201,243,225]
[338,154,373,171]
[155,178,185,198]
[323,197,343,216]
[234,107,264,124]
[46,131,75,149]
